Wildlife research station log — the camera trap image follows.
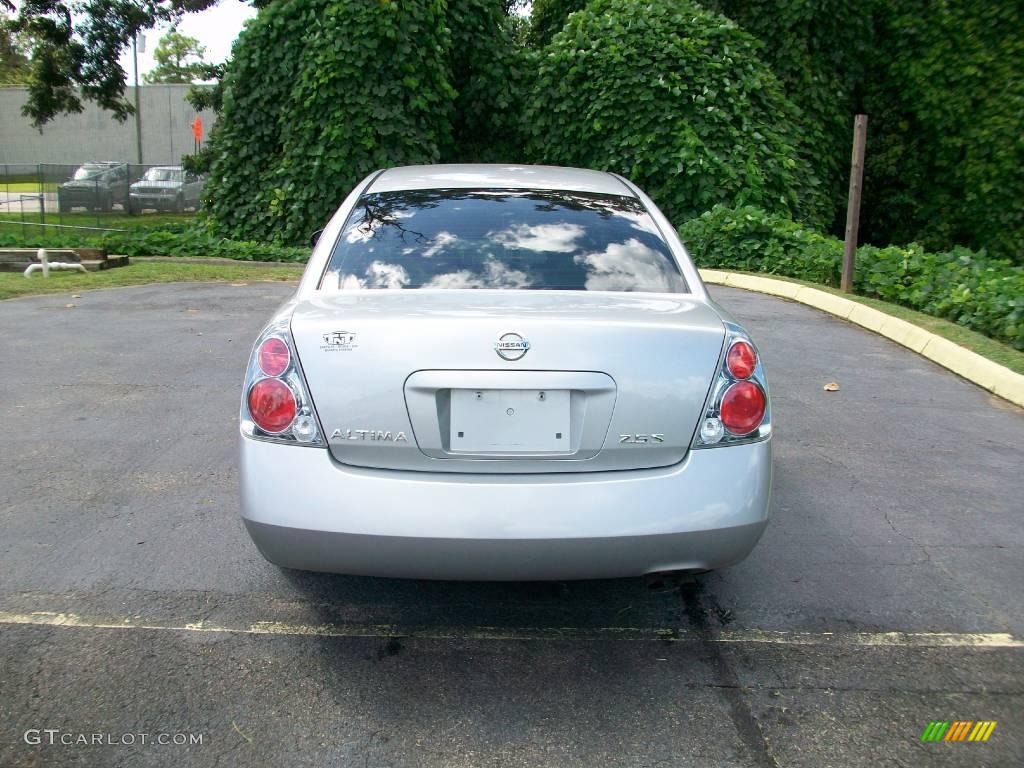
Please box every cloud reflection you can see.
[574,239,682,292]
[422,259,533,289]
[422,231,458,258]
[335,260,410,289]
[489,223,584,253]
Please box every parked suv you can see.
[58,162,130,213]
[129,166,205,213]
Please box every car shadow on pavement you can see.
[272,564,746,645]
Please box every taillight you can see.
[726,340,756,379]
[258,337,290,377]
[247,378,296,433]
[240,318,323,446]
[692,323,771,448]
[720,381,766,435]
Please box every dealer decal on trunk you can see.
[321,331,358,351]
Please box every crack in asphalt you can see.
[677,579,780,768]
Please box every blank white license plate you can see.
[450,389,570,452]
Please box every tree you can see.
[0,18,32,85]
[8,0,224,126]
[203,0,458,244]
[705,0,873,235]
[860,1,1024,261]
[706,0,1024,261]
[524,0,829,229]
[144,27,209,84]
[528,0,586,47]
[445,0,531,163]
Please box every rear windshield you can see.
[320,188,687,292]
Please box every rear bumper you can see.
[240,436,772,580]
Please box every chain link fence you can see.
[0,162,206,236]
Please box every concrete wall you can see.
[0,85,217,166]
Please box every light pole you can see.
[132,33,145,165]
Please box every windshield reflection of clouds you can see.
[488,223,584,253]
[422,231,458,258]
[322,189,687,293]
[423,259,533,289]
[346,226,375,244]
[574,239,684,292]
[333,260,410,290]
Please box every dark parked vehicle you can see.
[128,166,205,213]
[57,162,130,213]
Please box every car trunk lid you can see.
[290,291,725,473]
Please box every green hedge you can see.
[704,0,872,234]
[205,0,456,245]
[445,0,532,163]
[703,1,1024,263]
[524,0,829,230]
[204,0,528,244]
[862,2,1024,262]
[0,225,309,263]
[680,205,1023,350]
[528,0,587,47]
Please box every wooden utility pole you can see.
[842,114,868,293]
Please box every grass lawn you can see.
[1,182,43,193]
[716,271,1024,375]
[0,261,303,301]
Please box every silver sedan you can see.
[239,164,772,580]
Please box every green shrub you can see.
[204,0,456,245]
[445,0,532,163]
[680,205,842,285]
[203,0,534,244]
[704,0,873,234]
[858,245,1022,349]
[707,0,1024,262]
[680,205,1023,350]
[528,0,587,47]
[524,0,829,230]
[862,1,1024,263]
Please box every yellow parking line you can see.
[0,611,1020,647]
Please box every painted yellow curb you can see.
[700,269,1024,408]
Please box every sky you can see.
[117,1,258,80]
[21,1,531,82]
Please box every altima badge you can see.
[495,332,530,361]
[330,428,407,442]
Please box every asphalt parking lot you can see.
[1,281,1021,767]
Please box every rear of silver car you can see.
[239,166,771,580]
